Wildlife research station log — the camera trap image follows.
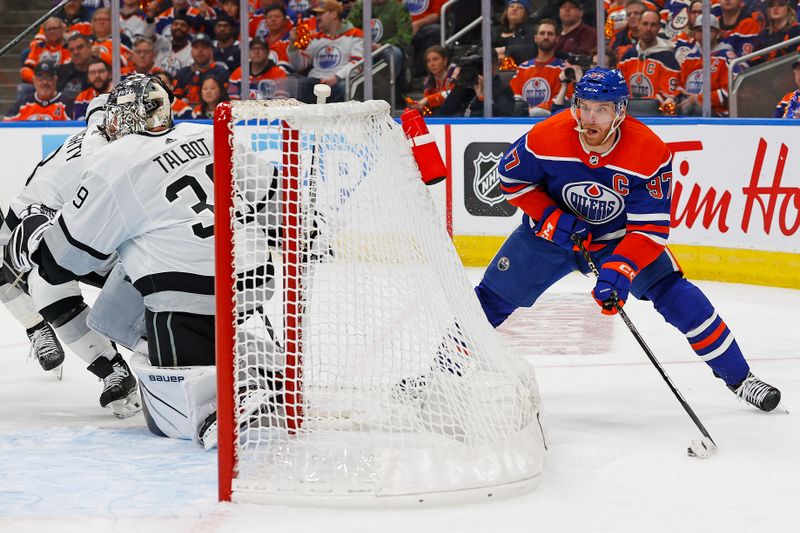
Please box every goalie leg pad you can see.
[130,352,216,441]
[645,274,750,386]
[0,280,44,329]
[87,263,146,351]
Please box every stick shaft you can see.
[574,236,716,445]
[0,0,71,59]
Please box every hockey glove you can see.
[533,206,592,251]
[5,204,57,276]
[592,255,638,315]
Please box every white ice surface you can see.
[0,271,798,533]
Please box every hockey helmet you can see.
[102,74,174,141]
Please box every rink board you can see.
[0,118,798,288]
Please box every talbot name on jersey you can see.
[152,138,212,173]
[562,181,624,224]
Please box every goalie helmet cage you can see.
[214,99,545,506]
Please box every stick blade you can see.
[687,437,717,459]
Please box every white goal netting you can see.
[219,99,545,505]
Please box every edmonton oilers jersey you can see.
[498,110,673,259]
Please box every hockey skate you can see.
[728,372,781,412]
[88,354,143,419]
[27,321,65,380]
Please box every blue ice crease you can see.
[0,426,218,519]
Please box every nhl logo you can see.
[472,152,505,207]
[498,256,510,271]
[589,154,599,165]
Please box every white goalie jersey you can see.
[0,125,110,246]
[40,122,217,315]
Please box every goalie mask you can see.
[102,74,174,141]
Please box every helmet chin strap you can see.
[573,105,627,149]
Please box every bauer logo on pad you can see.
[464,143,517,217]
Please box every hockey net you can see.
[214,99,545,505]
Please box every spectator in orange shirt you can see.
[719,0,765,56]
[5,63,71,121]
[56,0,92,39]
[192,76,230,118]
[122,38,164,78]
[228,37,289,100]
[677,15,735,116]
[255,3,293,74]
[56,34,94,102]
[410,45,456,114]
[610,0,644,62]
[618,10,680,104]
[774,57,800,117]
[72,58,113,121]
[509,19,571,116]
[90,8,133,67]
[21,17,70,84]
[404,0,445,77]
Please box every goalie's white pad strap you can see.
[87,263,146,351]
[131,353,216,442]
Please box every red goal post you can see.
[214,99,545,506]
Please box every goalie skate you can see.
[198,385,284,450]
[27,321,65,379]
[88,354,142,417]
[728,372,781,412]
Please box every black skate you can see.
[728,372,781,412]
[27,321,65,377]
[88,354,143,418]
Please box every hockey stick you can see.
[572,235,717,458]
[0,0,71,60]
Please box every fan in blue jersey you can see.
[475,67,782,412]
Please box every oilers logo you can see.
[522,78,551,106]
[628,73,653,98]
[371,19,384,42]
[315,45,342,70]
[562,182,624,224]
[404,0,430,16]
[255,79,277,99]
[686,69,703,95]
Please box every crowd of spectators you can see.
[4,0,800,121]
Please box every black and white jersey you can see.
[40,122,217,315]
[0,125,109,245]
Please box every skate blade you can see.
[200,420,218,450]
[51,365,63,381]
[109,390,143,419]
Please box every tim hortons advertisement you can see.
[448,122,800,254]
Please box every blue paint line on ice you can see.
[0,426,217,518]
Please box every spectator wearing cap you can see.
[404,0,446,78]
[555,0,597,56]
[347,0,412,85]
[152,0,202,39]
[5,62,71,121]
[122,37,164,78]
[213,13,241,72]
[21,17,70,85]
[618,10,680,105]
[250,3,293,74]
[90,8,134,67]
[155,11,195,76]
[155,70,193,119]
[774,57,800,117]
[120,0,149,42]
[288,0,364,103]
[229,37,289,100]
[677,14,736,116]
[174,33,230,105]
[672,0,705,65]
[719,0,765,56]
[72,57,112,121]
[753,0,800,63]
[56,34,94,102]
[493,1,537,63]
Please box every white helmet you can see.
[102,74,174,141]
